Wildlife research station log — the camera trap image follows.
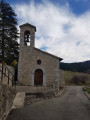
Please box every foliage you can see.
[70,75,87,85]
[86,88,90,93]
[80,76,87,84]
[84,87,90,94]
[2,61,6,65]
[0,0,19,65]
[71,76,80,84]
[11,59,17,67]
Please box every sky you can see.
[5,0,90,63]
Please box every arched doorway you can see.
[34,69,43,85]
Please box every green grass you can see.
[86,87,90,93]
[64,70,90,86]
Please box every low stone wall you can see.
[0,64,15,86]
[0,82,16,120]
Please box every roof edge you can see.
[34,47,63,61]
[19,23,36,32]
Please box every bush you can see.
[11,60,18,67]
[71,75,87,85]
[71,76,80,84]
[87,88,90,93]
[85,87,90,93]
[80,76,87,84]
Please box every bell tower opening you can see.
[19,23,36,47]
[24,30,30,46]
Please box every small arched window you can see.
[24,30,30,45]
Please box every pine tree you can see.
[0,0,19,64]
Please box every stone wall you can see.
[59,69,65,88]
[0,82,16,120]
[18,23,64,90]
[0,64,14,86]
[18,47,60,87]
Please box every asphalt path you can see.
[6,86,90,120]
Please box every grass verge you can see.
[86,87,90,93]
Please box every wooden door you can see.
[34,69,43,85]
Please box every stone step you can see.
[16,86,57,93]
[12,92,25,109]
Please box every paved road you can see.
[6,86,90,120]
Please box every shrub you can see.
[71,75,87,85]
[11,60,18,67]
[86,87,90,93]
[80,76,87,84]
[71,76,80,84]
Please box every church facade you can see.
[18,23,64,91]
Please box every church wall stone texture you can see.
[18,23,64,90]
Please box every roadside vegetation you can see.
[85,87,90,94]
[83,86,90,94]
[86,87,90,93]
[64,70,90,86]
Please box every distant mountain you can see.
[60,61,90,73]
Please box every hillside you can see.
[60,61,90,73]
[64,71,90,86]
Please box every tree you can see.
[0,0,19,64]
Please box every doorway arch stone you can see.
[34,69,43,85]
[32,67,46,86]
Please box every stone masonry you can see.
[18,23,64,91]
[0,64,14,86]
[0,82,16,120]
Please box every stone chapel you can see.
[18,23,64,92]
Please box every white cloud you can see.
[14,1,90,63]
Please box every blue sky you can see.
[5,0,90,63]
[6,0,90,15]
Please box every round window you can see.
[37,60,41,65]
